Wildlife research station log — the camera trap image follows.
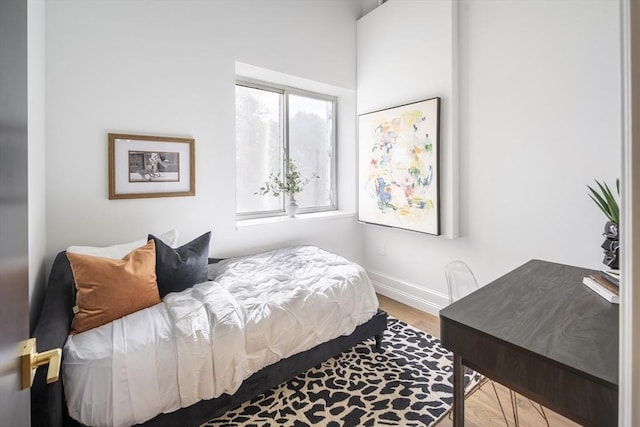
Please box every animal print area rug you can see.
[202,318,480,427]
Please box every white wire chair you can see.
[444,260,549,427]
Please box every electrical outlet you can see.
[376,245,386,256]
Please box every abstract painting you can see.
[358,98,440,235]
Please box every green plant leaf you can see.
[604,182,619,224]
[600,181,619,224]
[588,193,612,221]
[257,156,319,199]
[587,179,620,224]
[588,184,608,210]
[588,192,608,215]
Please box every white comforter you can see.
[63,246,379,427]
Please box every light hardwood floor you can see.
[377,294,582,427]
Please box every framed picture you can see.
[108,133,195,199]
[358,97,440,235]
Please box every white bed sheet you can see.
[63,246,379,427]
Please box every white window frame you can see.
[235,78,337,219]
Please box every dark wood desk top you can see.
[440,259,619,388]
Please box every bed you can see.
[31,243,387,427]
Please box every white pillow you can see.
[66,229,178,259]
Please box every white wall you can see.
[28,0,47,328]
[358,0,621,314]
[45,0,364,263]
[357,0,458,241]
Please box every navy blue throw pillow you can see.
[149,231,211,298]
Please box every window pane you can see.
[288,94,333,209]
[236,85,283,214]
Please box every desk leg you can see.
[452,354,464,427]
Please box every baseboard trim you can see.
[367,270,449,317]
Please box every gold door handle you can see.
[21,338,62,389]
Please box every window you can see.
[235,80,336,218]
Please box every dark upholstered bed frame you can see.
[32,251,388,427]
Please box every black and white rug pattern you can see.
[203,318,480,427]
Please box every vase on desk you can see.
[601,221,619,269]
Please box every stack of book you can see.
[582,270,620,303]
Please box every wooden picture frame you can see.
[108,133,195,200]
[357,97,441,235]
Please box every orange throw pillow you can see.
[67,240,160,334]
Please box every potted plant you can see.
[257,158,318,217]
[587,178,620,269]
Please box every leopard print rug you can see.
[202,318,480,426]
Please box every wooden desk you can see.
[439,260,618,427]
